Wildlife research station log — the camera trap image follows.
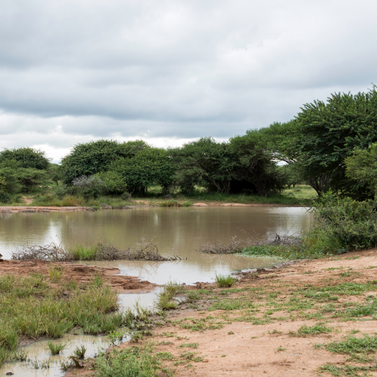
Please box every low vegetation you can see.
[215,274,237,288]
[11,239,181,262]
[0,273,131,367]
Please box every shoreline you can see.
[62,248,377,377]
[0,202,304,213]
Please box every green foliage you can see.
[0,160,47,196]
[296,87,377,198]
[290,323,333,336]
[0,147,49,170]
[61,139,149,184]
[97,171,128,195]
[155,282,181,310]
[345,142,377,197]
[170,137,283,196]
[94,346,160,377]
[110,148,174,194]
[0,274,124,367]
[215,274,237,288]
[315,192,377,250]
[47,340,68,355]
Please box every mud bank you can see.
[65,248,377,377]
[0,259,156,293]
[0,201,302,213]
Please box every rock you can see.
[164,194,173,199]
[6,372,14,376]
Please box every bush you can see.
[72,175,104,199]
[0,147,49,170]
[97,171,127,195]
[314,193,377,250]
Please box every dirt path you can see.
[65,248,377,377]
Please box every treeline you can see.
[2,86,377,203]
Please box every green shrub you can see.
[95,346,160,377]
[215,274,237,288]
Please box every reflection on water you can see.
[0,206,312,375]
[0,333,112,377]
[0,207,312,284]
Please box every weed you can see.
[72,345,87,359]
[155,282,182,310]
[48,265,64,282]
[275,346,287,352]
[215,274,237,288]
[47,340,69,355]
[290,323,333,336]
[94,344,162,377]
[321,335,377,362]
[178,343,198,349]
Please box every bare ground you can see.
[0,259,156,293]
[66,248,377,377]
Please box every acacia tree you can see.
[296,87,377,198]
[0,147,49,170]
[109,148,174,194]
[345,143,377,197]
[60,139,149,184]
[169,138,238,194]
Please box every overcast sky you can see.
[0,0,376,162]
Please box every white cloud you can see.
[0,0,376,155]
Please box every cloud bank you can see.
[0,0,376,162]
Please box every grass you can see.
[4,183,317,208]
[155,282,182,310]
[290,323,334,336]
[320,335,377,361]
[67,244,99,260]
[0,273,130,367]
[72,345,87,359]
[94,344,162,377]
[47,340,68,355]
[215,274,237,288]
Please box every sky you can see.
[1,0,376,163]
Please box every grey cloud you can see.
[0,0,376,147]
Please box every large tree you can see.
[0,147,49,170]
[109,148,174,194]
[296,87,377,198]
[60,139,149,184]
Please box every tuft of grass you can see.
[178,343,199,349]
[94,344,162,377]
[0,274,124,367]
[48,265,64,282]
[320,335,377,362]
[72,345,87,359]
[155,282,182,310]
[47,340,68,355]
[67,244,99,260]
[215,274,237,288]
[290,323,334,337]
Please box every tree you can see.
[170,137,283,195]
[345,143,377,197]
[109,148,174,194]
[60,139,149,184]
[0,147,49,170]
[169,138,238,194]
[295,87,377,198]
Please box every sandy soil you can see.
[0,260,156,293]
[65,248,377,377]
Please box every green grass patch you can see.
[215,274,237,288]
[0,273,131,367]
[290,322,334,336]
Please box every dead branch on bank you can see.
[11,239,182,262]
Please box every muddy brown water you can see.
[0,206,312,376]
